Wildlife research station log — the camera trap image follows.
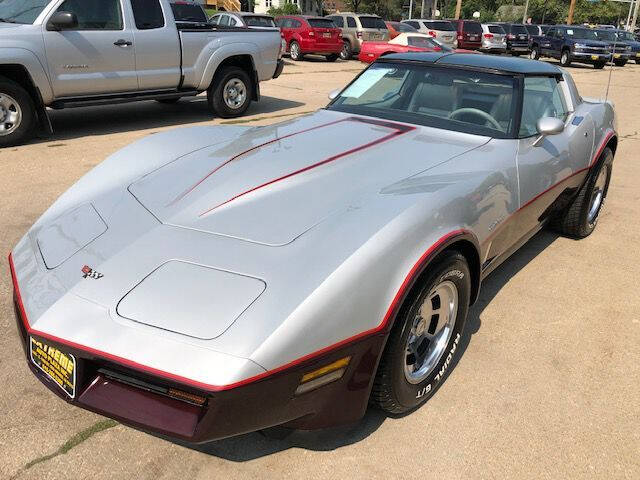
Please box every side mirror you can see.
[328,88,341,101]
[47,12,78,31]
[533,117,564,146]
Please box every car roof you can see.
[378,52,563,75]
[235,12,274,17]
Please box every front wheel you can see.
[0,77,36,148]
[371,251,471,414]
[593,61,606,69]
[554,148,613,238]
[340,41,352,60]
[325,53,339,62]
[530,46,540,60]
[207,66,253,119]
[560,49,571,67]
[289,41,303,61]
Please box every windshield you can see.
[567,28,599,40]
[488,25,505,34]
[511,24,528,35]
[244,16,275,27]
[308,18,335,28]
[360,16,386,29]
[0,0,49,24]
[171,3,207,23]
[595,30,616,41]
[425,21,455,31]
[524,25,539,35]
[463,21,482,33]
[328,63,517,138]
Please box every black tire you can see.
[372,251,471,414]
[325,53,339,62]
[0,76,37,148]
[613,59,627,67]
[289,41,303,61]
[560,49,571,67]
[340,40,352,60]
[207,66,253,119]
[530,46,540,60]
[156,98,181,104]
[554,147,613,238]
[594,61,606,69]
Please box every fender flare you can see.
[197,44,260,92]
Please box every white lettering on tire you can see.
[415,332,461,399]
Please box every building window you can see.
[265,0,272,6]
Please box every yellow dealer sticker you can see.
[30,338,76,398]
[591,55,599,60]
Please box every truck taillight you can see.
[484,33,493,39]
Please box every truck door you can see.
[129,0,181,90]
[514,75,576,240]
[540,27,555,56]
[43,0,137,97]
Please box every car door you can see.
[551,28,564,58]
[129,0,180,91]
[514,76,580,240]
[43,0,137,98]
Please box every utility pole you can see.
[626,0,634,29]
[409,0,413,19]
[454,0,462,19]
[421,0,426,18]
[522,0,530,23]
[632,0,640,30]
[567,0,576,24]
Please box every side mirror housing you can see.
[533,117,564,146]
[328,88,341,101]
[47,12,78,31]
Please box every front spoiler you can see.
[12,288,385,442]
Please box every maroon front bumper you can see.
[12,291,386,443]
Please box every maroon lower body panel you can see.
[13,296,386,442]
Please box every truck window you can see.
[131,0,165,30]
[56,0,123,30]
[0,0,50,24]
[329,16,344,28]
[170,2,207,23]
[346,17,356,28]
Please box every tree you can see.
[267,1,301,16]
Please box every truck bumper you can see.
[571,52,611,62]
[273,59,284,79]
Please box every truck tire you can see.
[325,54,339,62]
[560,49,571,67]
[613,59,627,67]
[371,251,470,414]
[340,40,352,60]
[0,77,36,148]
[553,148,613,238]
[530,45,540,60]
[289,41,303,61]
[207,66,253,119]
[593,61,606,69]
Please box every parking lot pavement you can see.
[1,58,639,480]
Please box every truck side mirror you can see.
[47,12,78,31]
[533,117,565,147]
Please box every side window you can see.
[56,0,123,30]
[519,76,569,138]
[546,27,555,38]
[219,15,230,26]
[406,21,419,29]
[346,16,356,28]
[131,0,164,30]
[331,16,344,27]
[229,16,237,26]
[292,20,301,28]
[210,14,220,25]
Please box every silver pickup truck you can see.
[0,0,284,147]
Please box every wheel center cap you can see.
[415,317,427,337]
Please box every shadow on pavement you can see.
[165,230,559,462]
[38,95,305,142]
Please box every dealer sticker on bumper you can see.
[30,337,76,398]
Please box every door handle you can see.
[114,39,133,47]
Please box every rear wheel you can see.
[530,46,540,60]
[372,251,471,414]
[289,41,303,61]
[325,53,339,62]
[560,49,571,67]
[554,148,613,238]
[340,40,352,60]
[207,66,252,119]
[0,77,36,148]
[613,59,627,67]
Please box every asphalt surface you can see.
[1,57,639,480]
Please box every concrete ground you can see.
[1,57,639,480]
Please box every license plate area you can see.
[30,337,76,398]
[323,32,331,38]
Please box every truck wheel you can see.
[340,41,352,60]
[207,66,253,119]
[553,148,613,238]
[613,59,627,67]
[371,251,470,414]
[593,61,606,69]
[560,49,571,67]
[325,54,339,62]
[530,46,540,60]
[289,41,303,61]
[0,77,36,148]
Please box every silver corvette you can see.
[9,53,616,442]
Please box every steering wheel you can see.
[449,108,502,131]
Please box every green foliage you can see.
[267,1,301,16]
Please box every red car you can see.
[358,33,474,64]
[275,16,342,62]
[448,19,483,50]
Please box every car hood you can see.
[129,110,488,246]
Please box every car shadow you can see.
[35,95,305,143]
[162,229,559,462]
